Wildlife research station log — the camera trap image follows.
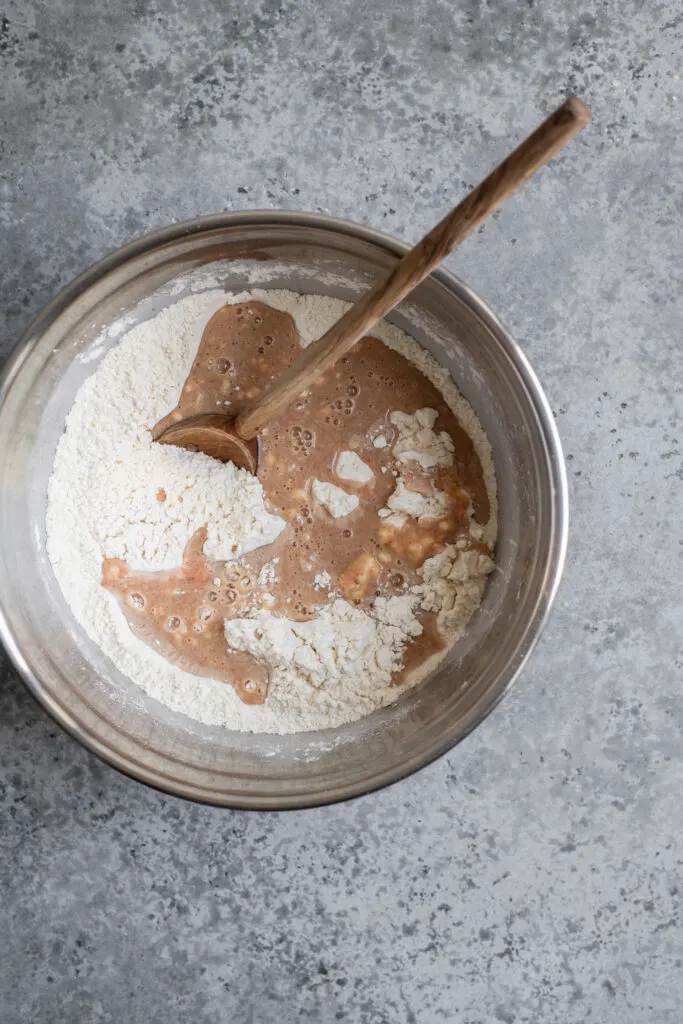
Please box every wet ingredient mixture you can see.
[47,287,497,733]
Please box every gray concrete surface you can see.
[1,1,682,1021]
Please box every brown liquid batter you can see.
[103,528,268,704]
[103,300,491,704]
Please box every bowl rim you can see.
[0,210,568,809]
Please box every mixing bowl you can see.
[0,212,567,808]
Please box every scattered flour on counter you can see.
[46,287,497,734]
[312,479,359,519]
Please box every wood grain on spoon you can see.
[155,97,590,463]
[157,414,258,473]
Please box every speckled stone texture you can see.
[1,1,682,1020]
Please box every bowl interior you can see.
[0,216,565,807]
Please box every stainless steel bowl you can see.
[0,212,567,808]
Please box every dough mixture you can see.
[46,288,497,734]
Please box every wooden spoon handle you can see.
[236,97,590,441]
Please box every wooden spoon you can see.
[156,97,590,471]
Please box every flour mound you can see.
[100,448,284,570]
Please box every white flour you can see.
[334,450,374,484]
[46,287,497,734]
[390,407,455,470]
[381,474,450,524]
[312,479,359,519]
